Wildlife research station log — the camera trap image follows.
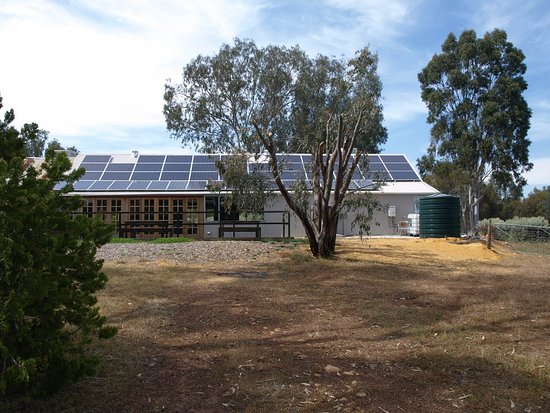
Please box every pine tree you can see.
[0,97,116,395]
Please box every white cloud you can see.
[524,157,550,186]
[324,0,412,44]
[471,0,550,56]
[0,0,266,140]
[383,90,426,123]
[530,100,550,142]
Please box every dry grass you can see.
[2,238,549,413]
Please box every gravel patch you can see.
[97,240,281,265]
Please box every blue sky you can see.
[1,0,549,193]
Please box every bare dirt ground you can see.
[3,238,549,413]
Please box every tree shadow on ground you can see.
[2,251,548,412]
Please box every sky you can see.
[1,0,549,194]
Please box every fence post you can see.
[487,219,492,250]
[287,211,291,238]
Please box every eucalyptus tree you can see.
[164,39,387,257]
[418,29,532,233]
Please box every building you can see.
[42,152,438,238]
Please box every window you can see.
[205,196,219,222]
[173,199,184,222]
[144,199,155,221]
[83,200,93,218]
[159,199,169,222]
[173,199,184,235]
[96,199,107,220]
[130,199,141,221]
[187,198,198,235]
[111,199,122,226]
[111,199,122,213]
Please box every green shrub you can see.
[149,237,195,244]
[0,103,116,396]
[479,216,550,241]
[109,237,144,243]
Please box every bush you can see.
[479,216,550,241]
[0,103,116,396]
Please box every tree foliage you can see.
[20,123,49,157]
[209,153,274,218]
[520,186,550,221]
[482,186,550,221]
[0,98,115,396]
[164,38,387,154]
[165,41,386,257]
[45,138,79,155]
[418,29,532,233]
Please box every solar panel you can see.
[285,162,304,172]
[274,154,300,163]
[74,181,94,190]
[131,172,161,180]
[106,163,134,172]
[380,155,407,163]
[134,163,162,172]
[128,181,151,190]
[81,172,103,180]
[88,181,114,190]
[138,155,165,163]
[102,172,132,180]
[192,162,219,172]
[389,171,419,180]
[280,155,302,163]
[69,152,420,192]
[163,163,191,172]
[83,155,111,163]
[190,171,218,180]
[385,162,414,171]
[281,171,303,180]
[53,181,67,191]
[249,163,270,172]
[80,163,107,172]
[364,162,386,171]
[193,155,218,163]
[368,155,381,163]
[352,179,374,189]
[109,181,131,190]
[147,181,170,190]
[364,170,391,180]
[161,172,188,180]
[167,181,188,190]
[350,169,363,179]
[166,155,192,163]
[186,181,208,190]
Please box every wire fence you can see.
[488,222,550,255]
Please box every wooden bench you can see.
[119,221,173,238]
[218,221,261,239]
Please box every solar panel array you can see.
[70,153,420,192]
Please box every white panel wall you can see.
[204,193,428,238]
[256,193,423,237]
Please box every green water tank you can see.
[419,194,461,238]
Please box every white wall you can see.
[257,193,423,237]
[203,191,434,239]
